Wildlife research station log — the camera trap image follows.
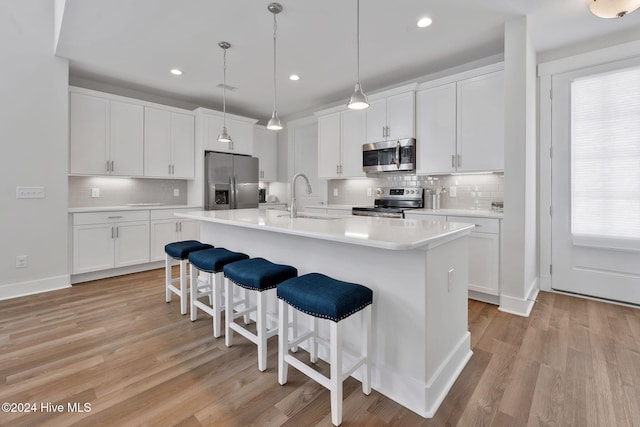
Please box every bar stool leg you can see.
[190,263,198,321]
[243,289,251,324]
[291,307,299,353]
[278,299,289,385]
[165,254,172,303]
[209,272,221,338]
[310,317,319,363]
[179,259,188,315]
[257,290,268,371]
[362,305,372,394]
[330,320,343,426]
[225,277,234,347]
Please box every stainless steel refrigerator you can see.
[204,151,259,210]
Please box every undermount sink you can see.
[277,213,342,220]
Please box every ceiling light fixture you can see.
[589,0,640,18]
[417,16,433,28]
[267,2,284,131]
[289,74,300,81]
[170,68,183,76]
[347,0,369,110]
[217,41,232,144]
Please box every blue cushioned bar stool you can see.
[277,273,373,426]
[164,240,213,315]
[223,258,298,371]
[188,248,249,338]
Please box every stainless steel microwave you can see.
[362,138,416,173]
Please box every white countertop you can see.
[69,205,202,213]
[408,208,503,219]
[176,209,473,250]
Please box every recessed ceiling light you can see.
[417,16,433,28]
[289,74,300,81]
[170,69,183,76]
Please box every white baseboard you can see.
[71,261,164,284]
[499,278,539,317]
[0,275,70,301]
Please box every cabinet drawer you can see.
[150,208,195,220]
[447,216,499,234]
[404,212,447,222]
[74,210,150,225]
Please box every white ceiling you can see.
[56,0,640,124]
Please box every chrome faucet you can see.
[290,173,312,218]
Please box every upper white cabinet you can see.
[144,107,195,178]
[201,111,256,155]
[253,126,279,181]
[316,108,366,179]
[70,92,144,176]
[416,68,504,174]
[365,91,415,143]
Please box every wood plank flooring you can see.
[1,268,639,426]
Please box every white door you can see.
[110,100,144,176]
[386,92,415,141]
[73,224,114,274]
[149,219,178,262]
[416,83,457,174]
[144,107,173,177]
[69,93,109,175]
[317,113,341,178]
[114,221,150,267]
[551,58,640,305]
[340,108,366,178]
[171,112,195,178]
[365,98,387,143]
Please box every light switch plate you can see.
[174,188,180,197]
[91,188,100,198]
[16,186,45,199]
[449,186,457,198]
[333,188,339,197]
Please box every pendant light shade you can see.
[347,0,369,110]
[267,3,284,131]
[217,41,232,144]
[589,0,640,18]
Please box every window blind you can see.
[571,66,640,239]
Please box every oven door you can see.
[362,138,416,173]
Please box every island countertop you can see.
[176,209,474,250]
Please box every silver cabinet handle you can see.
[106,160,110,173]
[382,126,386,138]
[111,226,114,239]
[336,165,339,174]
[396,140,401,169]
[457,154,462,168]
[173,164,175,174]
[175,222,179,233]
[107,216,122,219]
[115,226,119,238]
[452,154,455,168]
[179,222,182,232]
[111,160,114,172]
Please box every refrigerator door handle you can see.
[230,175,237,209]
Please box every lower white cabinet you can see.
[404,213,501,299]
[149,209,200,262]
[73,211,150,274]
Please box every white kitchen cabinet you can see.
[70,92,144,176]
[144,107,195,179]
[73,211,150,274]
[365,91,415,143]
[416,70,504,174]
[316,108,366,179]
[253,126,278,181]
[149,209,200,262]
[203,114,255,155]
[317,113,342,178]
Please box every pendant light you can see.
[347,0,369,110]
[267,2,284,131]
[589,0,640,18]
[217,41,232,144]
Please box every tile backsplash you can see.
[328,173,504,210]
[69,176,188,207]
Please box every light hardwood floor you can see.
[1,268,639,426]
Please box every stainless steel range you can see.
[352,187,424,218]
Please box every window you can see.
[571,66,640,239]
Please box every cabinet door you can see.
[317,113,341,178]
[340,109,366,177]
[254,127,278,181]
[110,100,144,176]
[365,98,387,143]
[73,224,115,274]
[114,221,150,267]
[226,119,254,155]
[69,93,109,175]
[457,70,504,172]
[144,107,173,177]
[416,83,457,174]
[386,92,415,140]
[149,219,178,262]
[171,112,195,178]
[178,219,200,242]
[466,232,500,296]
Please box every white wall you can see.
[500,17,539,316]
[0,0,70,299]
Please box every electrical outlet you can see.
[367,188,372,197]
[16,186,45,199]
[449,186,457,198]
[447,268,454,292]
[173,188,180,197]
[91,187,100,198]
[333,188,339,197]
[16,255,28,268]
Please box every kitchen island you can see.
[176,209,474,418]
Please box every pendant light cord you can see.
[222,47,227,125]
[356,0,360,85]
[272,12,278,112]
